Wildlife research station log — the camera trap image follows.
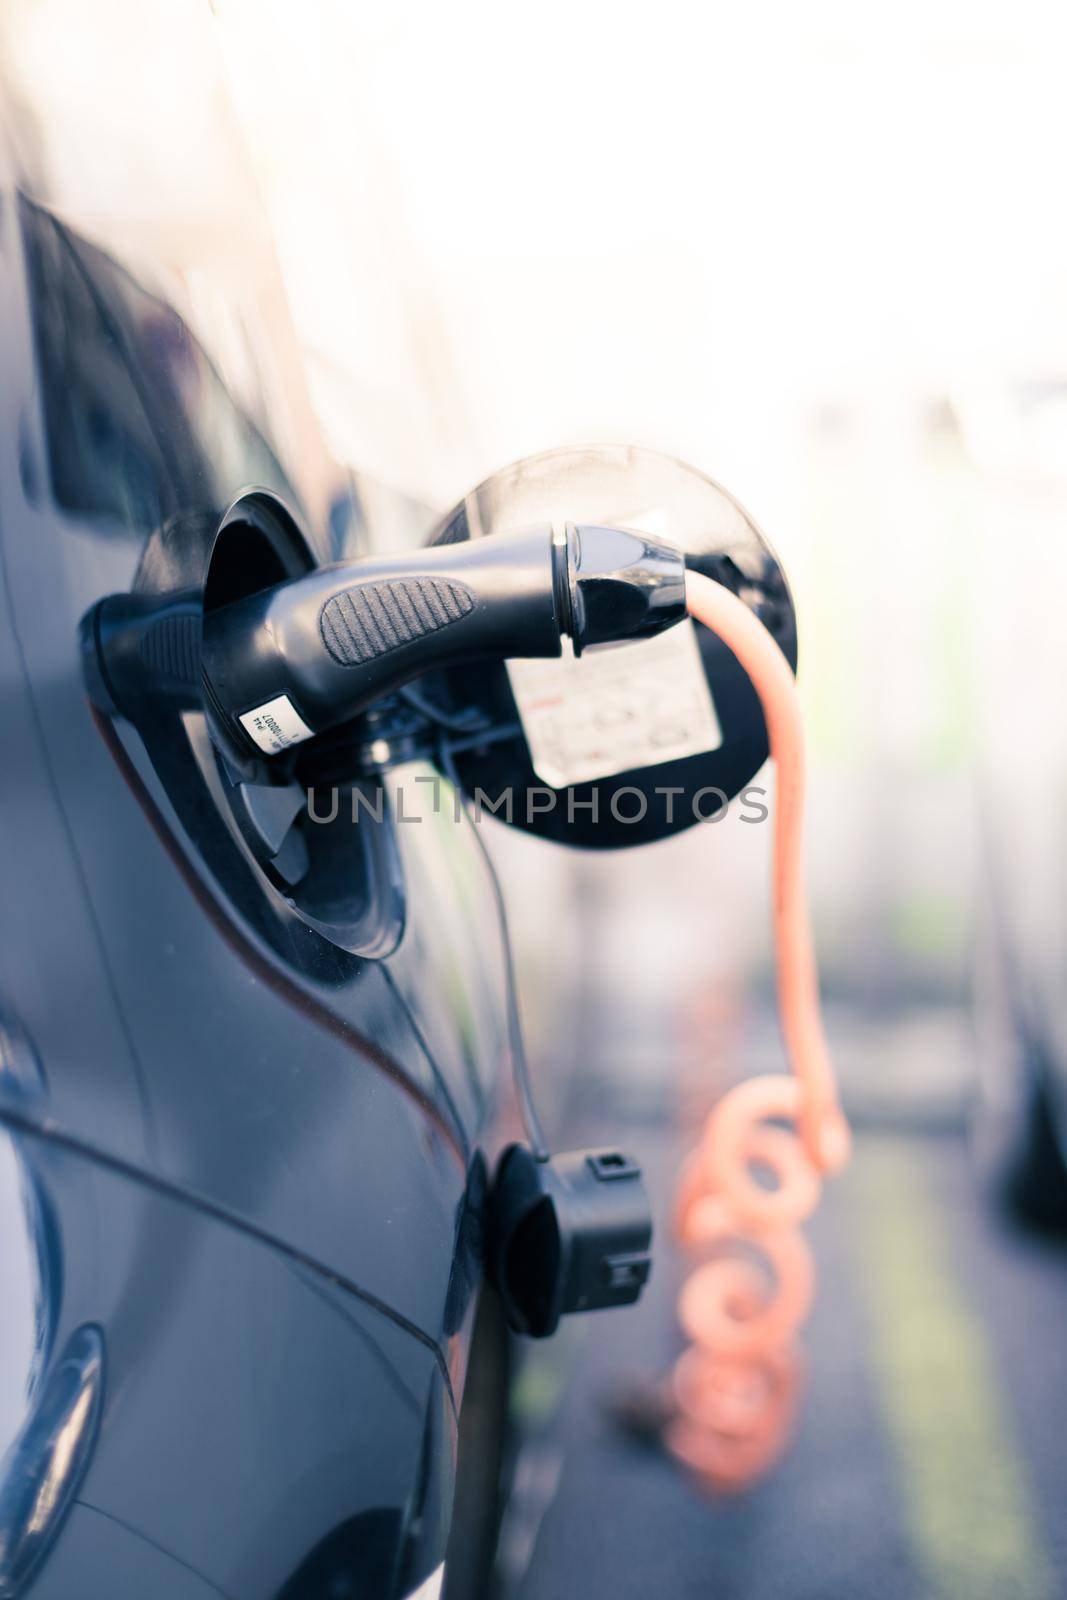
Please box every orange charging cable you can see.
[667,570,851,1492]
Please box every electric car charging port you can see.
[197,491,407,958]
[86,489,407,965]
[198,490,319,890]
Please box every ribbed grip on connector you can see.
[319,577,475,666]
[137,612,202,686]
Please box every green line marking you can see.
[510,1319,587,1431]
[844,1140,1054,1600]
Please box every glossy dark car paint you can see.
[0,176,508,1597]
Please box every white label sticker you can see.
[239,694,314,754]
[506,619,722,789]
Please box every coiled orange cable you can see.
[667,571,851,1493]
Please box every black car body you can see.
[0,48,514,1598]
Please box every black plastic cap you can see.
[488,1143,653,1338]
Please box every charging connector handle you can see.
[201,522,686,756]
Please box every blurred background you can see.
[3,1,1066,1594]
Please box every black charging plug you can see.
[86,522,687,758]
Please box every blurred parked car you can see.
[956,379,1067,1228]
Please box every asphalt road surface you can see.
[504,1010,1067,1600]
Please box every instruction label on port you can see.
[506,620,722,789]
